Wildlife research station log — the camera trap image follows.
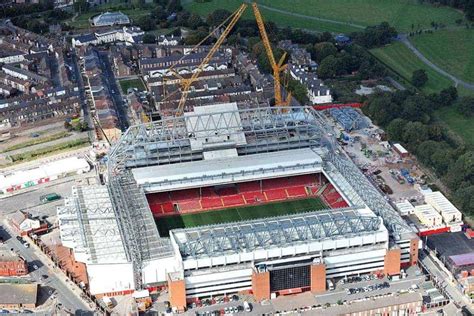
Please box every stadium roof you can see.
[107,106,323,174]
[132,148,323,193]
[57,185,129,264]
[170,208,382,260]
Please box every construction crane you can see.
[174,4,248,116]
[252,2,291,107]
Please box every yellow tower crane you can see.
[174,4,248,116]
[252,2,291,107]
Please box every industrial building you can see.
[57,104,419,309]
[0,157,90,194]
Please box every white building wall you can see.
[87,263,135,295]
[142,256,178,284]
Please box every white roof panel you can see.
[132,148,323,192]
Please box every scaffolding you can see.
[324,151,413,239]
[107,106,323,175]
[107,172,173,289]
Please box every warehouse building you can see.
[0,157,90,194]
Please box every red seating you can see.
[201,197,224,209]
[222,195,245,207]
[147,172,349,218]
[238,181,261,193]
[170,189,199,201]
[286,186,307,198]
[216,187,238,196]
[162,202,175,214]
[242,192,266,204]
[177,200,201,212]
[262,178,289,190]
[201,187,218,198]
[149,204,162,214]
[265,189,288,201]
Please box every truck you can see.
[40,193,61,204]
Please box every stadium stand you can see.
[146,174,348,217]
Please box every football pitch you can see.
[156,197,327,237]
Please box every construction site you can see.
[52,3,427,314]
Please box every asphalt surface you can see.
[96,50,129,131]
[0,225,93,315]
[69,48,94,142]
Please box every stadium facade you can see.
[57,103,419,309]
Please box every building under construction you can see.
[57,103,419,310]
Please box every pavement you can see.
[0,222,94,314]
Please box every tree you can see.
[287,79,308,104]
[188,13,203,29]
[386,118,408,141]
[206,9,231,27]
[142,33,156,44]
[445,151,474,188]
[137,15,157,31]
[317,55,338,79]
[313,42,337,63]
[401,94,431,122]
[454,186,474,216]
[412,69,428,88]
[456,96,474,116]
[402,121,429,148]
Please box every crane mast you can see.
[252,2,291,106]
[175,4,248,116]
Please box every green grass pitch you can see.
[155,197,327,237]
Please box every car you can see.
[231,295,239,301]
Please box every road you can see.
[69,48,95,141]
[96,50,129,131]
[0,224,93,315]
[398,34,474,92]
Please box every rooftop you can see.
[92,11,130,26]
[0,283,37,305]
[133,148,322,193]
[170,207,383,260]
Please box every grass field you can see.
[370,42,454,94]
[156,197,327,236]
[185,0,464,33]
[435,106,474,148]
[119,78,146,93]
[184,0,360,34]
[410,29,474,84]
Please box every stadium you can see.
[57,103,419,310]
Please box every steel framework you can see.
[107,106,323,175]
[107,172,173,288]
[57,185,129,264]
[324,151,412,238]
[171,208,382,260]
